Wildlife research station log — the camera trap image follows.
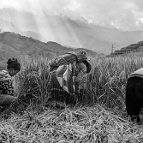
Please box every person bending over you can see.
[47,50,92,108]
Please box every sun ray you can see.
[30,0,82,47]
[0,0,82,47]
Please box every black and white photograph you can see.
[0,0,143,142]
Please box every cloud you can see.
[64,1,81,11]
[75,0,143,31]
[0,0,143,31]
[0,0,28,9]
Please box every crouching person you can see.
[0,58,21,111]
[126,68,143,124]
[47,50,92,108]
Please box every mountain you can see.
[22,31,44,42]
[108,41,143,57]
[1,8,143,54]
[0,32,98,69]
[66,19,143,54]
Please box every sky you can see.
[1,0,143,54]
[0,0,143,31]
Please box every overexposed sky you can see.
[0,0,143,31]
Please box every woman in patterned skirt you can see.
[0,58,21,109]
[47,50,92,108]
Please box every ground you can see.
[0,105,143,143]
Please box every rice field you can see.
[1,54,143,142]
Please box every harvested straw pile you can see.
[0,105,143,143]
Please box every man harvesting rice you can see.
[47,50,92,108]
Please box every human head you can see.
[76,50,87,62]
[77,62,87,74]
[76,50,92,74]
[7,58,21,76]
[77,60,92,75]
[82,60,92,74]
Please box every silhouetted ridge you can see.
[0,32,97,62]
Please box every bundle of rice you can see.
[49,50,88,71]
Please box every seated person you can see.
[0,58,21,110]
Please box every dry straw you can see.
[0,105,143,143]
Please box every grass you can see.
[1,54,143,142]
[87,55,143,108]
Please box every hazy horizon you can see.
[0,0,143,54]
